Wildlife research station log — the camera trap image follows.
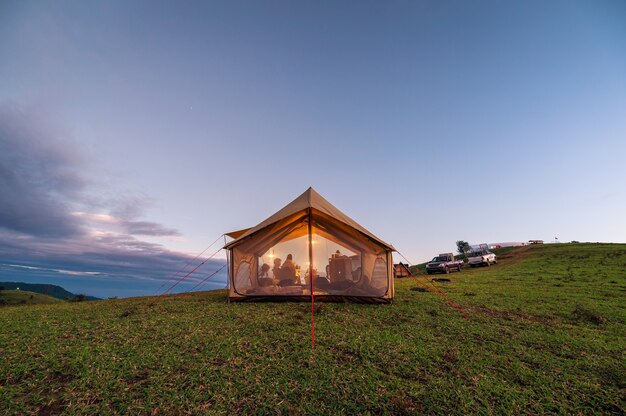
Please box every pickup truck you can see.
[425,253,464,274]
[466,244,497,267]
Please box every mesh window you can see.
[231,214,308,296]
[310,233,361,295]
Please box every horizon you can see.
[0,239,615,300]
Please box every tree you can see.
[70,294,87,302]
[456,240,470,256]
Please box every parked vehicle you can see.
[466,244,497,267]
[426,253,464,274]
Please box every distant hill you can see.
[0,282,100,301]
[0,290,63,306]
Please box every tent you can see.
[224,187,395,303]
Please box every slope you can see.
[0,282,100,300]
[0,243,624,415]
[0,290,63,306]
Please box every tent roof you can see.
[224,228,252,240]
[224,187,394,250]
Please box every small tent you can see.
[394,263,412,278]
[224,187,395,303]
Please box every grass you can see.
[0,243,624,414]
[0,290,62,306]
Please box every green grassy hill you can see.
[0,281,100,300]
[0,289,63,306]
[0,243,624,414]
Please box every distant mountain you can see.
[0,282,100,301]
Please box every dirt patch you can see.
[211,358,227,367]
[37,398,68,416]
[410,287,429,292]
[329,346,362,363]
[126,371,149,386]
[390,395,423,415]
[119,310,134,318]
[188,345,204,355]
[495,246,535,265]
[442,348,459,364]
[431,278,451,283]
[125,371,148,391]
[46,370,75,384]
[572,305,607,325]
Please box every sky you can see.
[1,0,625,298]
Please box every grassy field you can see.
[0,243,624,415]
[0,290,62,306]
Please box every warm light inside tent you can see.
[225,187,394,302]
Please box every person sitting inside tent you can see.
[272,258,282,280]
[258,263,275,287]
[278,254,297,286]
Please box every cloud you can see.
[0,102,182,239]
[0,102,220,297]
[72,211,182,237]
[0,103,86,237]
[0,230,222,281]
[121,220,181,237]
[3,263,106,276]
[72,194,183,238]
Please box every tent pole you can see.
[226,248,231,303]
[223,233,228,302]
[308,207,315,349]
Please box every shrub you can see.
[69,294,87,302]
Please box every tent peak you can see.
[224,187,394,251]
[300,186,320,207]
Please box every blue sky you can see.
[1,0,625,298]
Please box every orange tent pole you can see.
[308,207,315,349]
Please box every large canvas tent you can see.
[224,187,395,303]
